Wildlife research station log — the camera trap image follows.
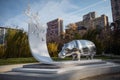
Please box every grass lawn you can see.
[0,57,72,66]
[0,56,119,66]
[0,57,38,66]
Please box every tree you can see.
[82,28,104,54]
[47,42,58,57]
[3,28,31,58]
[110,21,120,55]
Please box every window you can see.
[115,0,117,2]
[116,11,119,16]
[115,6,119,10]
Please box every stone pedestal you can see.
[0,59,120,80]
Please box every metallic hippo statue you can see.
[58,40,96,60]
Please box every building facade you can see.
[83,12,97,20]
[75,12,108,30]
[0,27,6,44]
[111,0,120,22]
[47,18,64,42]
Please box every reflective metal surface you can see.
[28,23,53,63]
[58,40,96,59]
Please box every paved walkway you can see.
[81,59,120,80]
[0,63,36,73]
[81,73,120,80]
[0,59,119,73]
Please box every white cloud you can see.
[4,14,28,30]
[4,0,112,31]
[4,0,80,31]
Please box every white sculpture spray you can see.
[25,5,53,63]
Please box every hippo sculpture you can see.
[58,40,96,60]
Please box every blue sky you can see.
[0,0,112,31]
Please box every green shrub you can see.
[47,42,58,57]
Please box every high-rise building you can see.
[83,12,97,20]
[75,12,108,30]
[111,0,120,21]
[47,18,63,42]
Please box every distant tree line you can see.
[48,22,120,56]
[0,28,31,58]
[0,22,120,59]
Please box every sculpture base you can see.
[0,59,120,80]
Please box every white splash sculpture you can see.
[25,6,53,64]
